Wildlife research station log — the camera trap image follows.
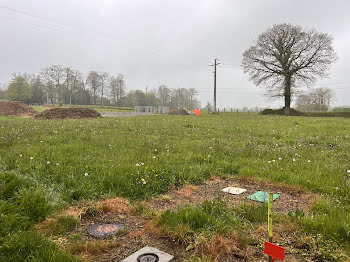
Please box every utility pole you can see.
[210,58,220,113]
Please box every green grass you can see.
[158,200,244,238]
[1,113,350,260]
[158,200,266,241]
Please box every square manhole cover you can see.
[122,246,174,262]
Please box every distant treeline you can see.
[0,65,200,110]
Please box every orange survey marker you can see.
[193,109,201,115]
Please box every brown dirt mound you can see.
[260,107,306,116]
[0,101,38,117]
[168,109,190,115]
[34,107,102,119]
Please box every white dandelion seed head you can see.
[84,173,89,176]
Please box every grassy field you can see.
[0,113,350,261]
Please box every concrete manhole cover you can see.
[137,253,159,262]
[122,246,174,262]
[87,223,124,237]
[222,186,247,195]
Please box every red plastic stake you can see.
[264,241,285,261]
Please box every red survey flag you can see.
[264,241,285,261]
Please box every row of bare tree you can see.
[2,65,201,109]
[40,65,126,105]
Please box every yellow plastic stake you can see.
[268,192,273,262]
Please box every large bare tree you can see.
[242,23,337,115]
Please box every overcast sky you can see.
[1,0,350,108]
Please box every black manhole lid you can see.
[87,223,124,237]
[137,253,159,262]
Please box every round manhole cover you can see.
[137,253,159,262]
[87,223,124,237]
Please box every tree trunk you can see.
[283,75,292,115]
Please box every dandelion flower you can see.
[293,158,296,162]
[19,154,22,157]
[153,156,156,159]
[278,157,282,160]
[347,170,350,174]
[136,163,140,167]
[141,162,144,165]
[272,160,276,162]
[84,173,89,176]
[307,160,311,163]
[47,161,50,164]
[268,161,271,163]
[30,157,33,160]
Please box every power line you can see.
[0,5,188,57]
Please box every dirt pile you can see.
[34,107,102,119]
[260,107,306,116]
[0,101,38,117]
[168,109,190,115]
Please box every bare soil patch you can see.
[147,176,316,213]
[37,178,316,261]
[34,107,102,119]
[0,101,38,117]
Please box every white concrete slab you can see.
[222,186,247,195]
[122,246,174,262]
